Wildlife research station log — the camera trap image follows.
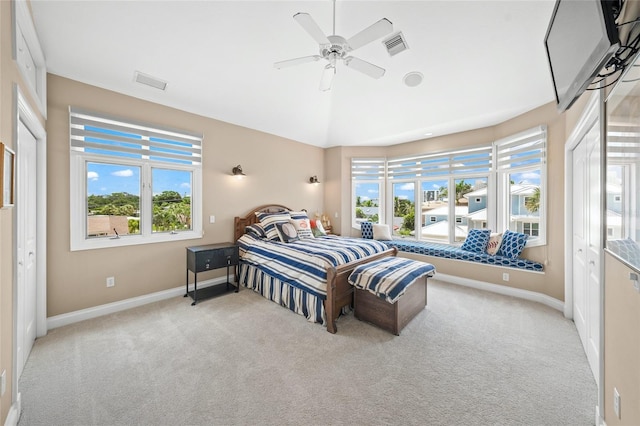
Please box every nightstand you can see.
[185,242,239,305]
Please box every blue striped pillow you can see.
[255,211,291,240]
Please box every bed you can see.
[234,204,397,333]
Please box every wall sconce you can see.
[309,175,320,185]
[232,165,246,178]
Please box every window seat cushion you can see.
[384,239,544,272]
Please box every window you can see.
[352,158,385,227]
[70,107,202,250]
[392,181,415,237]
[388,145,491,244]
[352,126,547,247]
[496,126,547,246]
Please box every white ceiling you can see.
[31,0,558,148]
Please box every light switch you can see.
[209,215,216,224]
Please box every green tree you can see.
[455,180,472,205]
[525,187,541,213]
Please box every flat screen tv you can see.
[544,0,620,112]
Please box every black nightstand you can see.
[185,242,239,305]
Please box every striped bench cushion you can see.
[348,257,436,304]
[384,240,544,272]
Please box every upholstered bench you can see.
[348,257,436,335]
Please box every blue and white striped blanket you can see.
[348,257,436,304]
[237,234,390,298]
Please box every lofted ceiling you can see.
[31,0,558,148]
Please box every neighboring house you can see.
[87,215,129,237]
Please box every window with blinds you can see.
[69,108,203,251]
[495,125,547,242]
[351,158,385,227]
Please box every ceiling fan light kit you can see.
[274,0,394,91]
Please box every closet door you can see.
[572,121,601,384]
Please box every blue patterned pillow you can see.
[461,229,491,253]
[496,229,528,259]
[361,221,374,239]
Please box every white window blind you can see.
[495,125,546,171]
[70,107,202,165]
[607,122,640,160]
[388,145,492,179]
[351,158,385,180]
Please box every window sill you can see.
[70,230,203,251]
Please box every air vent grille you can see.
[383,32,408,57]
[134,71,168,91]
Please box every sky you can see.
[87,162,192,197]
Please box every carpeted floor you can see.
[18,279,596,425]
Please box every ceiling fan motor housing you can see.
[320,35,350,59]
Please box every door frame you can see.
[563,90,604,420]
[12,85,47,408]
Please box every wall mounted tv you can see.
[544,0,620,112]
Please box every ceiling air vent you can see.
[134,71,168,91]
[383,32,408,57]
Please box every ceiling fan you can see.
[274,0,393,91]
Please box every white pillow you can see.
[373,224,392,241]
[291,218,314,239]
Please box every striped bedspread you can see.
[237,234,390,298]
[348,257,436,304]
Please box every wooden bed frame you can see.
[233,204,397,333]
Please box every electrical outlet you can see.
[106,276,115,287]
[614,387,621,419]
[502,273,509,282]
[1,369,6,396]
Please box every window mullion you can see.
[141,164,152,236]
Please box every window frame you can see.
[351,158,385,229]
[70,108,202,251]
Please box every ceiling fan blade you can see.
[320,65,335,91]
[346,18,393,51]
[274,55,322,69]
[344,56,385,79]
[293,13,330,45]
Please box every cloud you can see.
[517,171,540,183]
[396,195,409,200]
[87,171,99,181]
[367,189,378,194]
[398,183,414,191]
[360,196,371,201]
[180,182,191,189]
[111,169,134,177]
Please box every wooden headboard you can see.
[234,204,291,241]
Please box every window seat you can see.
[383,239,544,272]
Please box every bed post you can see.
[325,267,338,334]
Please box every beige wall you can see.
[327,103,567,301]
[46,75,325,317]
[603,253,640,425]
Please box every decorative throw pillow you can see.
[245,223,267,239]
[310,219,327,237]
[361,221,374,239]
[372,224,392,241]
[496,229,528,259]
[275,221,300,243]
[486,232,503,256]
[255,211,291,240]
[291,218,314,239]
[461,229,491,253]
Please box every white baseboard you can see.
[434,273,564,312]
[47,277,229,330]
[4,392,21,426]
